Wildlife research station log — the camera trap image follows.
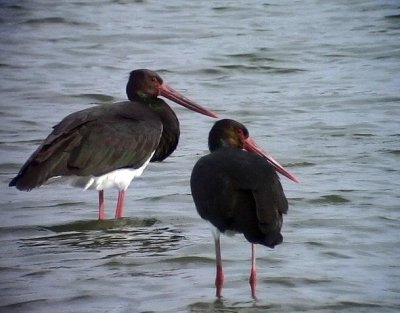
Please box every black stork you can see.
[190,119,299,299]
[9,69,217,220]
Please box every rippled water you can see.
[1,0,399,312]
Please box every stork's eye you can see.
[237,128,244,137]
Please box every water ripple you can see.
[20,218,186,255]
[23,17,93,27]
[308,194,351,204]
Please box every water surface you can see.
[0,1,399,312]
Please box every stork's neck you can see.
[149,99,180,162]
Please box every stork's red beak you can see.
[243,137,300,183]
[159,83,218,118]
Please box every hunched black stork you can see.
[190,119,299,299]
[10,69,217,219]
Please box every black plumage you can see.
[190,119,299,298]
[191,147,288,248]
[10,69,217,219]
[9,102,164,190]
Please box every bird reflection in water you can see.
[21,218,185,255]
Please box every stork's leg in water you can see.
[114,190,126,219]
[215,236,224,298]
[98,190,105,220]
[249,244,257,300]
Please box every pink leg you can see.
[249,244,257,299]
[98,190,105,220]
[114,190,126,219]
[215,236,224,298]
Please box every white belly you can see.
[51,153,153,191]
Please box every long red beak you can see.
[243,137,300,183]
[159,83,218,118]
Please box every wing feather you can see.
[191,148,288,245]
[10,102,162,190]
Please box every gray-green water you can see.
[1,1,399,312]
